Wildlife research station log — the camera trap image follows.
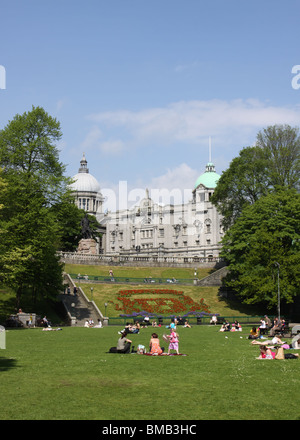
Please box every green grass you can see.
[64,263,210,280]
[1,325,299,420]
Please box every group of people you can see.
[258,316,287,336]
[84,319,103,328]
[219,320,242,332]
[109,325,180,355]
[248,318,300,360]
[121,322,140,334]
[149,329,179,355]
[65,285,78,296]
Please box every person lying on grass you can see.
[256,345,276,359]
[256,345,299,360]
[251,335,285,346]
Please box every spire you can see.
[78,153,89,174]
[206,137,215,172]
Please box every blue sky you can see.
[1,0,300,208]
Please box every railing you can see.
[58,251,223,267]
[105,315,276,326]
[69,273,196,286]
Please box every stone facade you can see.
[77,238,98,255]
[70,155,224,260]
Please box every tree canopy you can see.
[213,124,300,312]
[0,107,83,307]
[211,124,300,230]
[220,189,300,310]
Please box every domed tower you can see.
[194,161,220,194]
[191,141,223,259]
[193,137,220,198]
[69,153,104,216]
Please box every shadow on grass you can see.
[217,294,267,316]
[0,356,18,372]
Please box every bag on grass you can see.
[137,344,146,354]
[275,347,284,360]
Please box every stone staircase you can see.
[60,273,103,326]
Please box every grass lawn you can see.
[63,263,210,280]
[1,325,299,420]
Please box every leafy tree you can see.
[211,146,268,230]
[220,189,300,311]
[211,124,300,230]
[0,106,68,204]
[257,124,300,189]
[49,193,84,252]
[0,107,71,307]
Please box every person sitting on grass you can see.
[125,323,139,334]
[220,320,230,332]
[93,319,103,328]
[109,331,132,354]
[142,315,150,327]
[231,320,241,331]
[248,326,259,339]
[149,333,164,355]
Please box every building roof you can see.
[194,162,220,189]
[69,153,101,193]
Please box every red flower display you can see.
[111,289,211,316]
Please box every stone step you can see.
[59,293,101,326]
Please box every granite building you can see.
[69,154,223,261]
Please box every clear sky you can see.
[1,0,300,209]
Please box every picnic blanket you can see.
[142,353,187,356]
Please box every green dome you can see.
[194,162,220,189]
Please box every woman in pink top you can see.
[257,345,276,359]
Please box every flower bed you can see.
[108,289,211,317]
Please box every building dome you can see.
[69,153,103,216]
[70,172,101,193]
[194,162,220,189]
[69,153,101,193]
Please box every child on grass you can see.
[167,328,179,354]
